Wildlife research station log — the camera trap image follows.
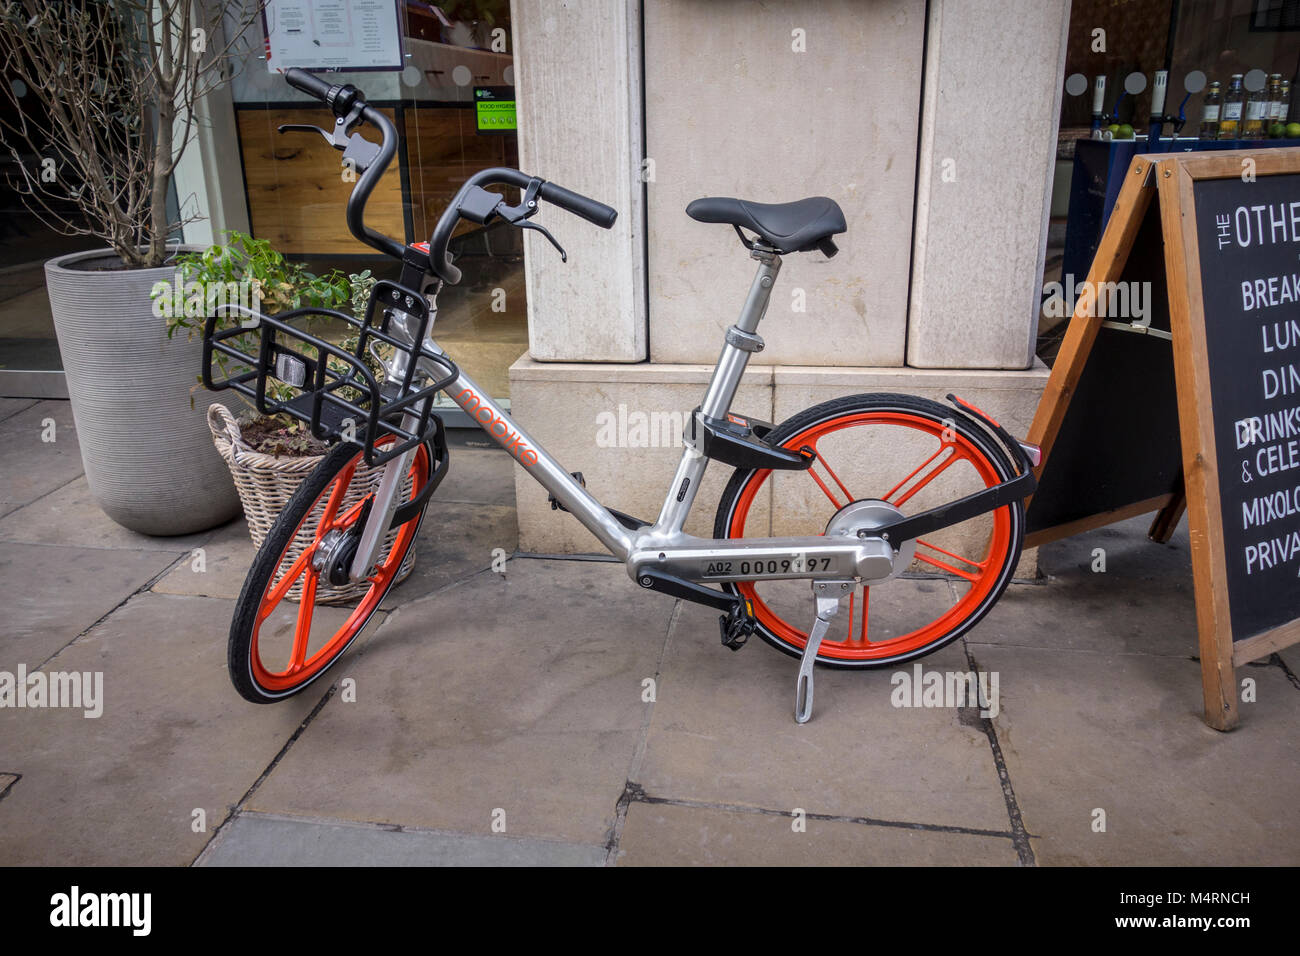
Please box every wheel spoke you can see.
[883,445,948,501]
[858,585,870,643]
[913,546,980,582]
[806,468,843,509]
[317,463,357,533]
[259,549,312,621]
[813,449,854,503]
[843,586,871,644]
[890,447,964,508]
[334,496,369,529]
[288,571,319,672]
[916,537,988,571]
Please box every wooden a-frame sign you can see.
[1027,148,1300,730]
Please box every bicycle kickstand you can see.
[795,586,847,724]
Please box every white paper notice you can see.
[265,0,402,72]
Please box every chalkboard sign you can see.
[1027,195,1183,541]
[1190,172,1300,642]
[1027,149,1300,731]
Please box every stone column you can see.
[643,0,926,367]
[510,0,647,362]
[906,0,1072,369]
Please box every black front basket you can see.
[201,280,455,466]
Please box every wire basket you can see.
[201,279,456,467]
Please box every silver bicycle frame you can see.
[349,245,898,589]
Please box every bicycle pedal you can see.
[549,471,585,512]
[719,599,756,651]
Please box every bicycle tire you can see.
[713,392,1024,668]
[228,437,433,703]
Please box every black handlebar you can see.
[539,181,618,229]
[284,67,333,102]
[281,69,617,283]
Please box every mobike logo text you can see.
[458,387,539,467]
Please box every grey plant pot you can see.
[45,247,242,536]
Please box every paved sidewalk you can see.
[1,398,1296,866]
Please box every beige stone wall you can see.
[906,0,1071,368]
[511,0,647,362]
[642,0,926,367]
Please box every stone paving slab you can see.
[976,516,1198,659]
[246,557,671,846]
[977,643,1300,866]
[2,419,1297,867]
[436,439,518,506]
[0,541,180,666]
[635,596,1013,834]
[0,593,330,865]
[0,401,82,518]
[382,500,518,606]
[614,800,1020,866]
[198,811,605,866]
[150,517,252,599]
[0,398,36,421]
[0,474,223,553]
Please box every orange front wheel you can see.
[713,393,1024,668]
[228,437,434,703]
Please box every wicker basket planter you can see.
[208,404,415,603]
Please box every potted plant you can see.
[0,0,263,535]
[166,232,409,601]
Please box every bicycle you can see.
[203,69,1040,722]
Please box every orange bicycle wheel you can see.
[228,437,433,702]
[714,393,1023,667]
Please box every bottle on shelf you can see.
[1243,81,1268,139]
[1200,81,1222,140]
[1281,80,1293,131]
[1147,70,1169,147]
[1221,74,1245,139]
[1090,75,1107,139]
[1266,73,1284,135]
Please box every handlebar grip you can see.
[539,181,617,229]
[284,68,334,102]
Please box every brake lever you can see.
[277,123,339,148]
[278,101,380,173]
[492,177,567,262]
[517,219,567,262]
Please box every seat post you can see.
[699,245,781,420]
[653,246,783,536]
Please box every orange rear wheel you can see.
[714,394,1023,667]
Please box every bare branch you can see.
[0,0,267,267]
